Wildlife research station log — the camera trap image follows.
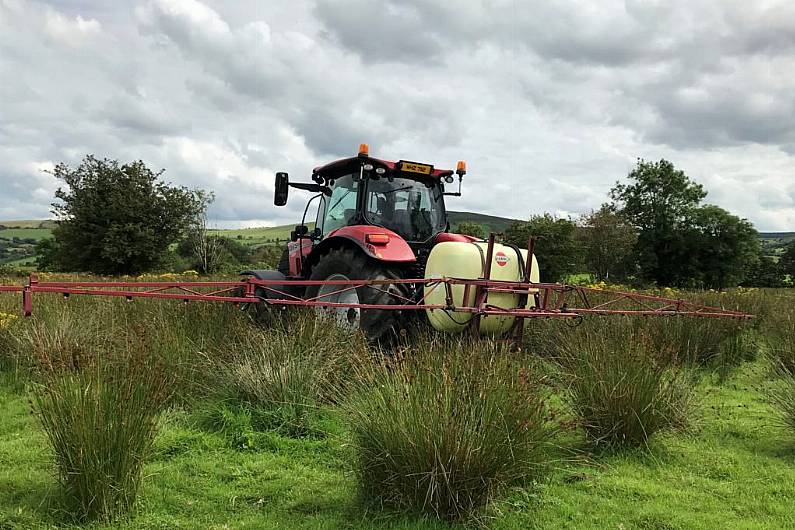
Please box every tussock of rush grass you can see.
[556,318,696,446]
[345,335,552,522]
[212,313,369,437]
[21,313,173,522]
[766,311,795,433]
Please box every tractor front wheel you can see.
[305,248,406,345]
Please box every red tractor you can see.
[245,144,477,342]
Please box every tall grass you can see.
[769,363,795,434]
[766,313,795,374]
[21,313,173,522]
[212,314,369,436]
[0,311,19,370]
[765,306,795,434]
[526,312,752,373]
[345,335,551,522]
[555,318,695,446]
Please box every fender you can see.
[240,269,303,299]
[311,225,416,265]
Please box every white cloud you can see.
[44,9,101,45]
[0,0,793,231]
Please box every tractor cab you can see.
[273,144,468,278]
[317,161,448,243]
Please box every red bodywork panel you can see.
[286,239,313,276]
[318,225,416,264]
[287,226,416,277]
[435,232,481,244]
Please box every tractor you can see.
[245,143,489,343]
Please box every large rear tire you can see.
[305,247,407,345]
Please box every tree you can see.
[185,191,224,274]
[782,241,795,280]
[578,205,637,282]
[175,235,251,274]
[687,205,759,289]
[453,221,485,239]
[611,159,759,288]
[610,159,707,286]
[743,253,785,287]
[48,156,205,275]
[504,214,581,282]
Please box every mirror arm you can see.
[289,182,332,196]
[443,175,463,197]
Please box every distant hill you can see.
[447,211,519,233]
[0,220,57,230]
[759,232,795,243]
[2,216,793,267]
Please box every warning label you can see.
[495,251,509,267]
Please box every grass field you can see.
[0,362,791,529]
[1,215,791,258]
[0,220,57,230]
[208,224,314,247]
[0,228,53,241]
[0,283,793,528]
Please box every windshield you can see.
[365,177,446,241]
[319,173,358,234]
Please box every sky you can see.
[0,0,793,230]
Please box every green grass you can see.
[0,228,53,241]
[1,282,795,528]
[2,361,794,528]
[447,211,519,234]
[207,224,313,247]
[3,256,37,267]
[0,220,57,229]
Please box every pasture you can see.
[0,278,794,529]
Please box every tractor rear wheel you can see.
[305,247,407,345]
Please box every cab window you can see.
[322,174,358,234]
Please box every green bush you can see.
[345,336,551,522]
[556,318,695,446]
[24,314,172,521]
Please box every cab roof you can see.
[312,156,454,181]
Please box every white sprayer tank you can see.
[423,241,540,335]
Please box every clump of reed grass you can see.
[215,314,369,437]
[22,313,173,522]
[769,362,795,434]
[556,317,695,446]
[765,313,795,375]
[766,310,795,433]
[344,335,551,522]
[647,316,752,369]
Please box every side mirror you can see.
[274,172,289,206]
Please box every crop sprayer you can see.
[0,145,752,343]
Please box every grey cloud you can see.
[1,0,794,231]
[314,0,445,62]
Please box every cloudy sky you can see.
[1,0,793,230]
